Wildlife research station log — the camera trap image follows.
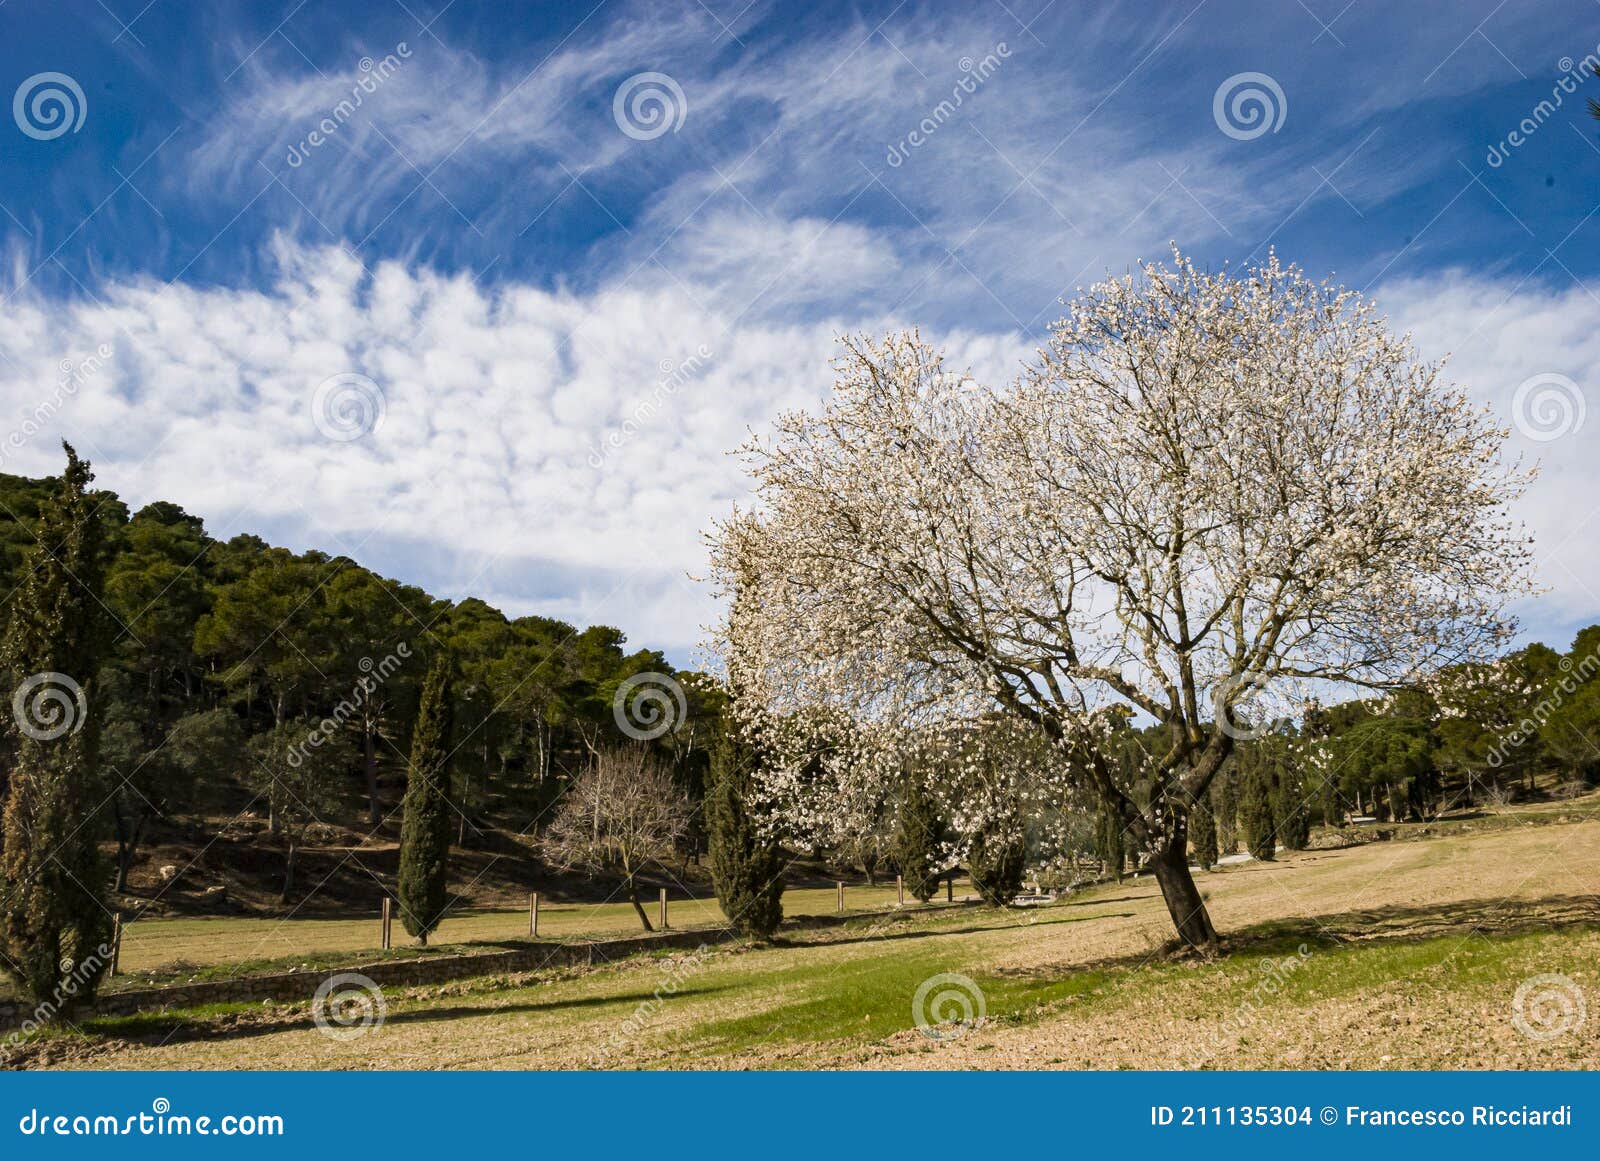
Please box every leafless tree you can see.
[542,745,691,930]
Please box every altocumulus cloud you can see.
[0,240,1030,658]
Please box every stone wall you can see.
[0,900,978,1032]
[1,926,734,1030]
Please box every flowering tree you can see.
[708,250,1534,951]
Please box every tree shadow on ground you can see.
[765,907,1140,954]
[79,982,737,1051]
[988,893,1600,982]
[1222,893,1600,951]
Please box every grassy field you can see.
[110,881,952,983]
[22,813,1600,1070]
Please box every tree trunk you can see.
[113,811,144,893]
[363,726,380,826]
[1148,833,1217,953]
[627,882,654,932]
[280,839,297,903]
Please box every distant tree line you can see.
[0,461,722,911]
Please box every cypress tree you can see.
[1095,800,1125,880]
[1241,760,1277,862]
[0,445,114,1004]
[1189,790,1219,870]
[397,654,454,944]
[1272,763,1312,851]
[1213,763,1240,854]
[967,807,1026,906]
[893,764,943,902]
[706,724,785,937]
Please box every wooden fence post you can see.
[896,875,904,906]
[529,892,540,937]
[659,887,668,929]
[836,881,844,913]
[109,913,122,977]
[381,897,392,950]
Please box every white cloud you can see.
[1379,270,1600,647]
[0,241,1031,659]
[3,246,1594,661]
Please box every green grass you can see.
[692,946,1112,1057]
[102,881,975,987]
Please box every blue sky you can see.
[1,0,1598,663]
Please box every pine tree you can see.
[706,725,785,937]
[398,654,454,944]
[967,808,1026,906]
[893,764,943,902]
[1189,790,1219,870]
[1241,760,1277,862]
[0,445,114,1004]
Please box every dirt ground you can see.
[25,817,1600,1071]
